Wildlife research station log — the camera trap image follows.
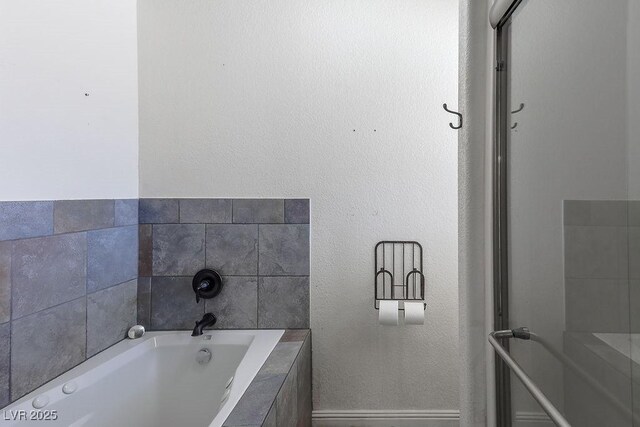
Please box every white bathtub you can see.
[1,330,284,427]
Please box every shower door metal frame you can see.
[491,1,525,426]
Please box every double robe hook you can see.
[511,103,525,129]
[443,103,462,130]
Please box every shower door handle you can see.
[489,330,571,427]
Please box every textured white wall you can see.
[0,0,139,201]
[458,0,491,425]
[138,0,459,413]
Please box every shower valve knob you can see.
[192,269,223,303]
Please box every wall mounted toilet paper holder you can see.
[374,241,426,311]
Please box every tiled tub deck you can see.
[224,329,312,427]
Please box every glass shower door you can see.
[496,0,640,425]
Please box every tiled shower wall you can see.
[0,200,138,406]
[137,198,310,330]
[563,200,640,332]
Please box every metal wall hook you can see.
[511,103,525,129]
[511,103,525,114]
[443,103,462,129]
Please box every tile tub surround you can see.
[563,200,640,333]
[223,329,311,427]
[0,200,138,405]
[138,198,310,330]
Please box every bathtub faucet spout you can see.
[192,313,217,336]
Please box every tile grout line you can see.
[86,277,139,297]
[0,223,139,245]
[9,294,88,326]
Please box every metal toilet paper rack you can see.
[374,241,426,311]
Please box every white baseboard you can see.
[312,410,460,427]
[311,409,551,427]
[514,412,554,427]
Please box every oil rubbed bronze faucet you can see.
[192,313,217,336]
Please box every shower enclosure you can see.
[489,0,640,425]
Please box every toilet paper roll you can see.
[404,302,425,325]
[378,300,399,325]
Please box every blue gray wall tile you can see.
[284,199,310,224]
[565,278,629,332]
[0,201,53,241]
[259,225,309,276]
[0,243,11,323]
[563,200,628,227]
[206,225,258,275]
[297,336,312,427]
[54,200,114,233]
[11,297,86,399]
[631,280,640,333]
[151,276,204,329]
[153,224,205,276]
[629,202,640,226]
[12,233,86,319]
[233,199,284,224]
[564,226,628,279]
[87,280,137,357]
[137,277,151,328]
[87,226,138,293]
[180,199,232,224]
[564,200,640,334]
[262,404,276,427]
[205,277,257,329]
[276,365,297,427]
[0,323,9,408]
[258,342,303,376]
[280,329,309,342]
[1,198,143,404]
[223,373,286,426]
[258,277,309,329]
[115,199,139,226]
[139,199,179,224]
[629,227,640,279]
[139,225,153,276]
[142,199,310,336]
